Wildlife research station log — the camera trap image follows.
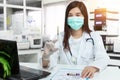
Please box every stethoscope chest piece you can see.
[71,56,77,65]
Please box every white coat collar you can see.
[83,32,92,39]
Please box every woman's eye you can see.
[76,14,82,16]
[76,15,80,16]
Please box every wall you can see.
[89,0,120,35]
[43,0,65,4]
[44,0,120,36]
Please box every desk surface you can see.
[40,65,120,80]
[92,67,120,80]
[20,63,120,80]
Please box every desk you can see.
[93,67,120,80]
[40,65,120,80]
[20,63,120,80]
[108,53,120,67]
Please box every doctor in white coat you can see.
[42,1,110,79]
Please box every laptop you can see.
[0,39,50,80]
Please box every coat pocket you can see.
[80,50,95,65]
[80,56,94,65]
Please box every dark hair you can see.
[63,1,91,50]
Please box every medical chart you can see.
[50,68,89,80]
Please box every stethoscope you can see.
[68,33,94,65]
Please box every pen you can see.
[67,73,80,76]
[67,73,89,80]
[86,78,89,80]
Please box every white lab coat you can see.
[49,31,110,72]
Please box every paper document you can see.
[50,68,89,80]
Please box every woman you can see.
[42,1,110,78]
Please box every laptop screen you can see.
[0,39,20,78]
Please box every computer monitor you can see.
[0,39,20,78]
[0,39,50,80]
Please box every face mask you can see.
[67,16,84,30]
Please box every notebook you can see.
[0,39,50,80]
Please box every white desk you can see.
[93,67,120,80]
[20,63,120,80]
[40,65,120,80]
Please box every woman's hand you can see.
[42,40,58,68]
[43,40,58,60]
[81,66,99,78]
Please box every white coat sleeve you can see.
[88,32,110,72]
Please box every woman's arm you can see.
[89,32,110,71]
[42,39,59,68]
[81,32,110,78]
[42,58,50,68]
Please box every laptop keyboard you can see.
[7,67,51,80]
[20,70,40,80]
[20,69,51,79]
[20,66,51,79]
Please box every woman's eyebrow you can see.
[76,11,82,14]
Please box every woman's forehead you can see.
[69,7,81,14]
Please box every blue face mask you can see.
[67,16,84,30]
